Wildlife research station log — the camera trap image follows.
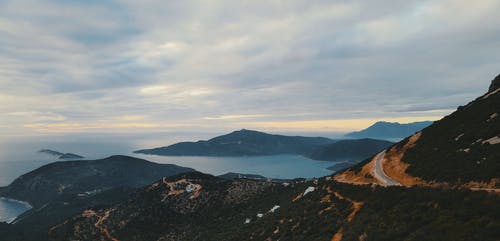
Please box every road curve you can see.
[372,150,401,186]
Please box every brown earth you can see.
[333,155,380,185]
[382,132,426,186]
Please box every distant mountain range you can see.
[134,129,392,163]
[345,121,433,140]
[38,149,84,160]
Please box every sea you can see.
[0,131,342,223]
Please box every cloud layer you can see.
[1,0,499,135]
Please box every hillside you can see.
[345,121,433,140]
[134,129,335,157]
[401,75,500,184]
[310,138,393,162]
[48,173,500,241]
[335,75,500,188]
[0,155,194,208]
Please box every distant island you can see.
[135,129,335,157]
[345,121,433,140]
[134,129,393,163]
[38,149,84,160]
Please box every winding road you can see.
[372,151,401,186]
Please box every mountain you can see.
[134,129,336,157]
[39,149,84,160]
[134,129,392,163]
[0,155,194,208]
[48,172,500,241]
[310,138,393,162]
[345,121,433,140]
[335,75,500,188]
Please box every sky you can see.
[1,0,499,136]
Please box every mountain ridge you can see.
[345,121,433,140]
[134,129,393,163]
[134,129,335,157]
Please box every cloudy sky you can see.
[1,0,499,136]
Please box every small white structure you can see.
[269,205,280,213]
[185,184,196,193]
[282,182,290,187]
[303,186,315,196]
[244,218,251,224]
[257,213,264,218]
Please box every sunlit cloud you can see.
[203,114,267,120]
[1,0,499,136]
[240,116,443,132]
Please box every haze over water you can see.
[0,132,343,187]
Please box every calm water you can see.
[0,198,32,223]
[0,132,339,222]
[132,154,333,179]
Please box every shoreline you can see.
[0,197,33,224]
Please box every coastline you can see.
[0,197,33,224]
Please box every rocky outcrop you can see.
[489,74,500,92]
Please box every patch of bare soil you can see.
[328,188,364,241]
[333,156,381,185]
[382,132,427,186]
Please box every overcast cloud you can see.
[1,0,499,135]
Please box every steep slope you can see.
[135,129,335,157]
[401,75,500,185]
[345,121,433,140]
[0,155,194,208]
[310,138,393,162]
[335,75,500,188]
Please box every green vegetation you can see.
[403,89,500,183]
[48,173,500,241]
[337,184,500,241]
